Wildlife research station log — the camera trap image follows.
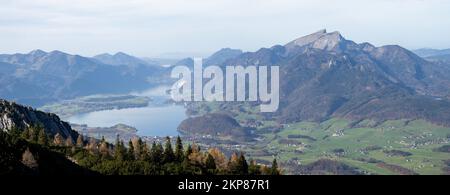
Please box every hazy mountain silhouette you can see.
[0,50,164,106]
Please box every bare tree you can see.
[76,134,84,147]
[22,148,38,169]
[65,136,74,147]
[53,133,64,146]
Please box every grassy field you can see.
[252,118,450,175]
[190,102,450,175]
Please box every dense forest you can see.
[0,126,280,175]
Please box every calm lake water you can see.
[66,86,187,136]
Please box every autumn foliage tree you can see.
[53,133,64,146]
[4,126,278,175]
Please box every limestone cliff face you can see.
[0,99,78,139]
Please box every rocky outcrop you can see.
[0,99,78,139]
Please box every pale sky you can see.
[1,0,450,58]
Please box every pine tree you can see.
[114,135,125,161]
[37,128,48,146]
[150,142,163,165]
[9,127,22,138]
[141,141,150,161]
[228,152,248,175]
[28,127,37,142]
[248,160,261,175]
[174,136,184,162]
[162,136,175,164]
[21,128,30,140]
[270,159,280,175]
[185,144,193,158]
[205,153,216,171]
[136,138,144,160]
[238,153,249,175]
[128,139,135,160]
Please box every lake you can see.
[66,86,187,136]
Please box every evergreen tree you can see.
[238,153,249,175]
[141,141,150,161]
[248,160,261,175]
[228,152,248,175]
[270,159,280,175]
[185,144,193,158]
[21,128,30,140]
[114,135,125,161]
[174,136,184,162]
[9,127,22,138]
[205,153,216,172]
[27,127,37,142]
[137,138,144,160]
[162,137,175,164]
[37,127,48,146]
[128,139,135,160]
[150,142,163,165]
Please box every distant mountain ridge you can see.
[0,50,165,107]
[413,48,450,64]
[93,52,157,67]
[173,48,243,67]
[413,48,450,58]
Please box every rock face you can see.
[0,99,78,139]
[285,29,346,51]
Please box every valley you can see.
[184,101,450,175]
[2,30,450,175]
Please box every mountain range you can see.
[413,48,450,58]
[93,52,157,67]
[0,50,165,107]
[413,48,450,63]
[1,30,450,128]
[201,30,450,126]
[174,48,243,67]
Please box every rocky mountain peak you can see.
[285,29,346,51]
[0,99,79,140]
[28,49,47,57]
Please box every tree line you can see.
[11,125,280,175]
